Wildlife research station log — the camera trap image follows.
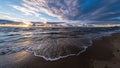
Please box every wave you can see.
[26,38,92,61]
[0,46,28,55]
[0,27,120,61]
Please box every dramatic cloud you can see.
[8,0,120,22]
[21,0,120,21]
[22,0,79,20]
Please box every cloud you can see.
[20,0,120,22]
[0,14,23,21]
[10,5,40,17]
[22,0,80,20]
[8,0,120,23]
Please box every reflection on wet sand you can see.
[0,51,31,68]
[14,51,31,63]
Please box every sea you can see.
[0,27,120,61]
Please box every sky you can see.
[0,0,120,23]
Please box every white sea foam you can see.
[27,45,90,61]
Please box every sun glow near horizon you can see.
[22,20,33,26]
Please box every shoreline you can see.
[0,33,120,68]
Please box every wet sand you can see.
[0,33,120,68]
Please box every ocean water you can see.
[0,27,120,61]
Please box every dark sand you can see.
[0,33,120,68]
